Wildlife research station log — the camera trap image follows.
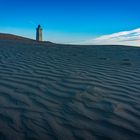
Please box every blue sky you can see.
[0,0,140,43]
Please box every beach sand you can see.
[0,37,140,140]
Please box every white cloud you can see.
[79,28,140,46]
[1,26,140,46]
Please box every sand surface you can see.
[0,41,140,140]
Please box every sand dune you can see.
[0,35,140,140]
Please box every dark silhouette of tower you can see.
[36,25,42,41]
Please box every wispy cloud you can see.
[79,28,140,46]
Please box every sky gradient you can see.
[0,0,140,43]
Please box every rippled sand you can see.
[0,41,140,140]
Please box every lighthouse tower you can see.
[36,25,42,41]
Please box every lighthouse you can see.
[36,25,42,41]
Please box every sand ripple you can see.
[0,44,140,140]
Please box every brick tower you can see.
[36,25,42,41]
